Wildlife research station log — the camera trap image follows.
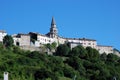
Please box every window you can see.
[16,42,20,46]
[54,30,56,32]
[88,43,91,45]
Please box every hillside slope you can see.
[0,44,120,80]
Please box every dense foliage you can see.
[55,44,70,56]
[0,43,120,80]
[3,35,14,48]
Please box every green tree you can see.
[107,53,119,62]
[100,53,107,61]
[66,56,86,76]
[86,47,100,59]
[45,43,52,51]
[55,44,70,56]
[45,42,57,51]
[34,68,58,80]
[51,42,57,49]
[69,45,87,59]
[3,35,14,48]
[63,65,76,78]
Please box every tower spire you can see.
[47,17,58,38]
[51,16,56,26]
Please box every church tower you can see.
[47,17,58,38]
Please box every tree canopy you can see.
[0,42,120,80]
[3,35,14,48]
[55,44,70,56]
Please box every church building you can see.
[12,17,113,54]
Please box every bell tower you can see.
[48,17,58,38]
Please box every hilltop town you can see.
[0,17,120,80]
[0,17,119,55]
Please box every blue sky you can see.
[0,0,120,50]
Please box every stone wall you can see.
[20,34,30,46]
[96,45,113,54]
[12,34,30,46]
[20,46,42,52]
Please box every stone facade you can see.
[12,34,30,47]
[96,45,113,54]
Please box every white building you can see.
[66,38,97,48]
[0,30,7,42]
[12,17,114,54]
